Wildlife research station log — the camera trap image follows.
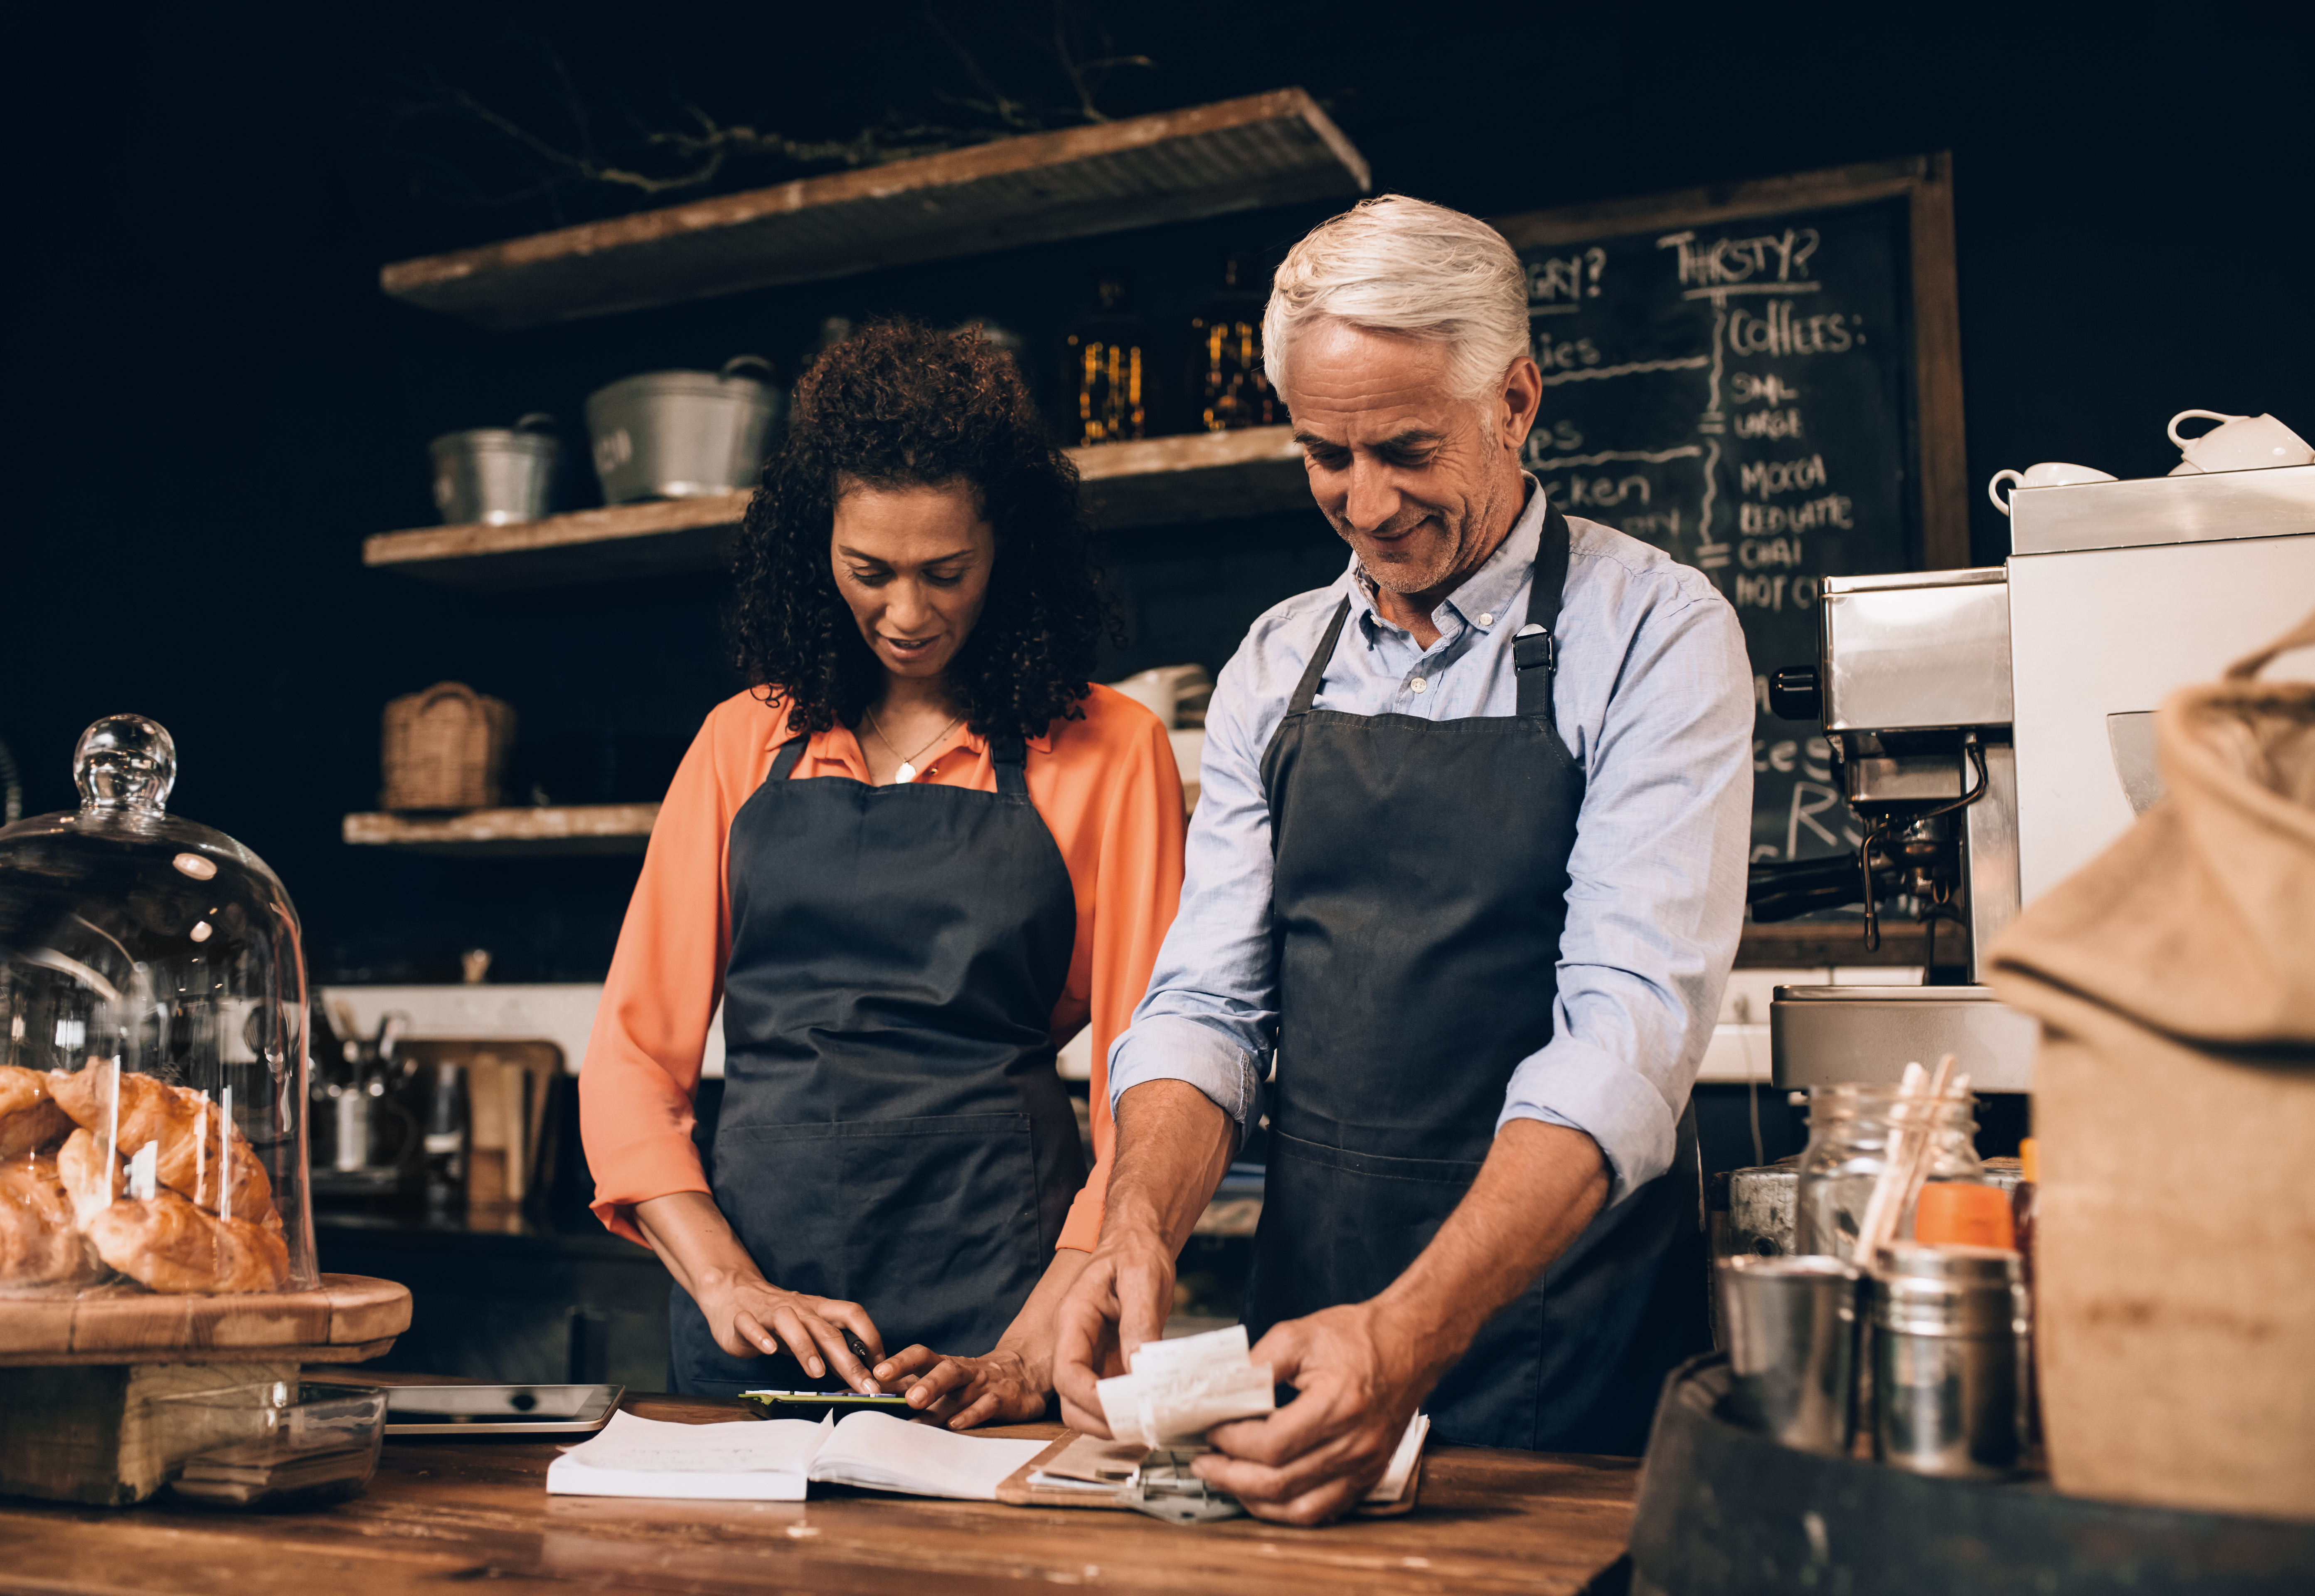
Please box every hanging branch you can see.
[363,3,1158,217]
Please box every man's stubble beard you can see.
[1335,507,1470,599]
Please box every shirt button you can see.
[1410,678,1428,694]
[1478,612,1495,627]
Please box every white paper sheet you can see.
[544,1408,1044,1503]
[807,1411,1047,1501]
[545,1411,828,1500]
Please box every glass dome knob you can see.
[74,714,178,814]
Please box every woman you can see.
[581,320,1185,1424]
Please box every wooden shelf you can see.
[380,89,1369,331]
[364,425,1310,590]
[342,804,658,858]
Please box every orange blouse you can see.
[580,683,1186,1255]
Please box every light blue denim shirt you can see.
[1108,479,1754,1205]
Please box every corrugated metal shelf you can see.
[343,804,658,858]
[363,425,1310,591]
[380,89,1369,331]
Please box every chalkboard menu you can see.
[1496,156,1965,867]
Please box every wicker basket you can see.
[381,682,515,812]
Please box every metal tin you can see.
[585,356,782,504]
[428,414,559,525]
[1717,1255,1864,1456]
[1870,1242,2027,1480]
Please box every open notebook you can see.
[545,1409,1048,1502]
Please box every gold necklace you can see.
[863,706,961,783]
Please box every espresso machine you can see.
[1751,463,2315,1090]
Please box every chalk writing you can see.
[1527,247,1607,312]
[1536,336,1604,372]
[1658,228,1821,289]
[1729,302,1854,357]
[1739,454,1828,498]
[1731,372,1804,405]
[1737,496,1853,534]
[1734,407,1804,438]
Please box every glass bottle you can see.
[1063,273,1152,446]
[422,1060,468,1216]
[1794,1084,1983,1261]
[1185,253,1277,433]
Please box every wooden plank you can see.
[0,1274,412,1361]
[362,426,1314,591]
[361,493,746,592]
[342,803,659,857]
[325,1273,418,1345]
[0,1399,1638,1591]
[1909,153,1971,569]
[382,91,1370,331]
[0,1337,398,1369]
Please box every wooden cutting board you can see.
[0,1273,410,1366]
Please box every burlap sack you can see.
[1986,606,2315,1520]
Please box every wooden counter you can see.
[0,1391,1637,1595]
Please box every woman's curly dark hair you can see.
[731,318,1116,744]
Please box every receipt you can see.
[1097,1324,1276,1447]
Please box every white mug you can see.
[1987,462,2117,516]
[2167,410,2315,474]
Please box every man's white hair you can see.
[1263,195,1529,402]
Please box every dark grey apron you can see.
[668,733,1086,1397]
[1246,506,1707,1453]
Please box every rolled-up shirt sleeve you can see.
[1498,581,1753,1205]
[1106,642,1276,1135]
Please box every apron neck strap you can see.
[1287,600,1355,716]
[1513,505,1573,722]
[990,734,1029,795]
[770,735,809,781]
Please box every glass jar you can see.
[1795,1084,1981,1261]
[0,715,315,1296]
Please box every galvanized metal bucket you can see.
[586,355,782,504]
[429,413,560,525]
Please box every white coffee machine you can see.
[1756,463,2315,1089]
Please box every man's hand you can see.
[1194,1301,1429,1525]
[1051,1080,1239,1435]
[1200,1120,1612,1525]
[872,1345,1046,1429]
[1051,1228,1178,1434]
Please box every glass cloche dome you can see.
[0,715,315,1296]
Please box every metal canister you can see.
[429,413,560,525]
[585,356,782,504]
[1870,1241,2027,1479]
[1717,1255,1863,1456]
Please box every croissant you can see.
[0,1065,73,1161]
[47,1066,278,1231]
[0,1153,104,1287]
[82,1187,289,1294]
[57,1128,126,1229]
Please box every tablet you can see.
[383,1383,624,1436]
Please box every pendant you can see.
[895,761,917,783]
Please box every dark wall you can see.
[4,3,2308,984]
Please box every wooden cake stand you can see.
[0,1274,413,1505]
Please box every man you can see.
[1052,195,1753,1524]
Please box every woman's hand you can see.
[872,1344,1048,1429]
[632,1192,885,1392]
[695,1274,886,1392]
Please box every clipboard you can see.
[994,1431,1426,1517]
